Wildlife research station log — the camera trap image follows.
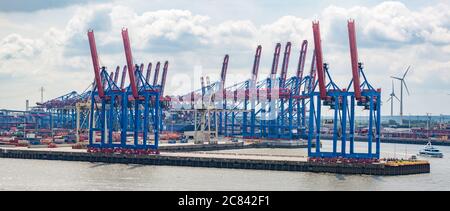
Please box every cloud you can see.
[63,4,114,56]
[53,4,261,63]
[261,16,311,43]
[57,6,217,55]
[321,2,450,47]
[0,34,43,61]
[133,9,211,51]
[209,20,257,46]
[0,34,47,79]
[0,0,105,12]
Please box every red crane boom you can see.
[296,40,308,82]
[87,30,105,98]
[114,66,120,84]
[308,50,317,93]
[271,43,282,76]
[312,21,327,99]
[219,55,229,102]
[153,62,161,86]
[251,45,262,83]
[120,65,127,90]
[109,71,114,81]
[220,55,229,91]
[121,28,139,99]
[145,62,152,84]
[160,61,169,96]
[139,63,144,73]
[280,42,292,88]
[348,19,362,100]
[201,77,205,89]
[137,63,144,87]
[101,67,107,89]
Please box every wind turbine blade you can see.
[391,76,402,80]
[394,95,400,102]
[402,66,411,79]
[386,97,392,103]
[403,80,410,95]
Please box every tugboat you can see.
[419,141,443,158]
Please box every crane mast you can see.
[120,65,127,90]
[251,46,262,84]
[146,62,152,84]
[348,19,362,100]
[270,43,282,77]
[160,61,169,96]
[137,63,144,87]
[296,40,308,85]
[219,55,229,103]
[220,55,229,91]
[308,51,317,93]
[280,42,292,88]
[114,66,120,84]
[121,28,139,99]
[312,21,327,99]
[87,30,105,98]
[153,62,161,86]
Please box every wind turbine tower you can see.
[39,86,45,103]
[391,66,411,122]
[386,80,400,117]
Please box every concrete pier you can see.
[320,134,450,146]
[0,147,430,176]
[94,140,312,152]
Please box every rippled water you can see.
[0,142,449,191]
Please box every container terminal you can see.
[0,20,432,176]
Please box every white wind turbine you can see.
[391,66,411,122]
[386,80,400,117]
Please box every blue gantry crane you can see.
[86,28,166,154]
[172,19,381,160]
[307,20,381,159]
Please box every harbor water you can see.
[0,142,449,191]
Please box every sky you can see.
[0,0,449,116]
